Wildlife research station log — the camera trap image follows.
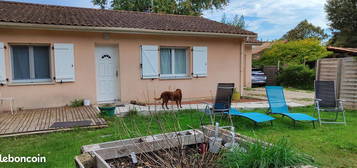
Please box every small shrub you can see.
[278,64,315,90]
[69,99,84,107]
[218,138,314,168]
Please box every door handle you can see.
[116,70,118,77]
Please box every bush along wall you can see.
[277,64,315,90]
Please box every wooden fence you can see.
[316,57,357,109]
[263,66,278,85]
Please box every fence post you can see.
[315,59,320,81]
[336,59,343,99]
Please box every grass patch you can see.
[0,107,356,167]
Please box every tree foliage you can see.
[325,0,357,47]
[92,0,229,16]
[256,39,332,66]
[281,20,328,41]
[221,13,245,28]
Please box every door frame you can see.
[95,44,120,104]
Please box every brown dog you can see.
[154,89,183,109]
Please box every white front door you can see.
[95,45,119,103]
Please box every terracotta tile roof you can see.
[252,42,272,55]
[0,1,256,36]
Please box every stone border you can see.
[75,125,316,168]
[109,101,306,117]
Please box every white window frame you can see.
[10,44,52,83]
[159,47,189,79]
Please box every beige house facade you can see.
[0,1,258,110]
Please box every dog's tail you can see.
[154,97,161,100]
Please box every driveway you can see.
[244,87,314,106]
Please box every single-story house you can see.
[0,1,258,110]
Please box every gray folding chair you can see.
[202,83,234,125]
[314,81,346,125]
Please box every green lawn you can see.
[0,106,356,168]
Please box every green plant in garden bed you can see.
[218,138,314,168]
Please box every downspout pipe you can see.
[240,39,245,95]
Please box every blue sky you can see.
[6,0,329,41]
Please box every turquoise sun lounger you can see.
[205,83,276,126]
[224,108,275,125]
[265,86,317,128]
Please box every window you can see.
[160,48,188,78]
[11,45,51,82]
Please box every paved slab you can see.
[244,87,314,106]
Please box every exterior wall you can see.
[0,28,245,109]
[243,45,252,88]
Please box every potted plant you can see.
[232,88,241,101]
[98,103,116,117]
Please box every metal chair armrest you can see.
[200,101,211,105]
[337,99,345,102]
[336,99,345,110]
[314,98,322,102]
[200,101,212,109]
[314,99,321,110]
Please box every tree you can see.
[325,0,357,47]
[256,39,332,66]
[92,0,107,9]
[221,13,245,28]
[92,0,229,16]
[281,20,328,41]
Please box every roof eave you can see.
[245,42,263,46]
[0,22,257,38]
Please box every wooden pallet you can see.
[0,106,107,137]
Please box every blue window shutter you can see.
[192,46,208,77]
[0,42,6,83]
[54,43,75,82]
[141,45,159,79]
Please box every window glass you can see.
[12,46,30,80]
[174,49,187,74]
[11,45,50,82]
[34,46,50,79]
[160,48,172,74]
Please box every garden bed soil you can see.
[107,145,220,168]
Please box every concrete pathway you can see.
[244,87,314,106]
